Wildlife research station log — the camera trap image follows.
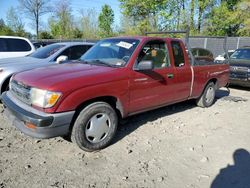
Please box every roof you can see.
[0,36,31,41]
[51,41,95,46]
[105,36,182,41]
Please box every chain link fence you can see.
[189,37,250,57]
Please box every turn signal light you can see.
[25,122,36,129]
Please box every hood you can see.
[13,62,126,92]
[229,59,250,68]
[0,56,45,68]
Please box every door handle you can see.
[167,73,174,78]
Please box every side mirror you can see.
[56,55,68,64]
[136,60,154,71]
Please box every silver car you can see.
[0,42,94,93]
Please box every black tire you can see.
[71,102,118,152]
[1,78,10,94]
[196,82,216,108]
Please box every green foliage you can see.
[0,19,14,35]
[222,0,242,10]
[237,1,250,36]
[204,0,250,36]
[49,0,77,39]
[6,7,26,37]
[79,9,99,39]
[1,0,249,38]
[98,4,114,37]
[39,31,53,39]
[120,0,166,33]
[204,3,236,36]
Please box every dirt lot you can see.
[1,87,250,188]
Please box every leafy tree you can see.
[120,0,166,33]
[98,4,114,37]
[0,19,14,35]
[49,0,75,39]
[237,0,250,36]
[197,0,217,32]
[72,27,82,39]
[6,7,26,37]
[221,0,242,10]
[190,0,195,33]
[18,0,51,38]
[79,9,99,39]
[204,2,239,36]
[39,31,53,39]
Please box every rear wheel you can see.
[196,82,216,108]
[71,102,118,151]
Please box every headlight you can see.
[30,88,62,108]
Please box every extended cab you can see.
[1,37,230,151]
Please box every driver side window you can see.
[137,40,170,69]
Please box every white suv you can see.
[0,36,35,59]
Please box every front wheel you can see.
[196,82,216,108]
[71,102,118,151]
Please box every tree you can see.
[18,0,51,38]
[0,19,14,35]
[237,0,250,36]
[120,0,166,33]
[197,0,217,32]
[49,0,75,39]
[39,31,53,39]
[204,2,239,36]
[6,7,26,36]
[190,0,195,33]
[221,0,242,10]
[79,9,99,39]
[98,4,114,37]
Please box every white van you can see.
[0,36,35,59]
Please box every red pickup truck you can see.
[2,36,229,151]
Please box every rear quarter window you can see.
[6,38,32,52]
[0,38,8,52]
[171,41,185,67]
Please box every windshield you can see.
[230,49,250,60]
[80,38,140,67]
[29,44,65,59]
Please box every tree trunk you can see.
[36,16,39,39]
[190,0,195,32]
[198,7,202,33]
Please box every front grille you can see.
[10,80,31,105]
[230,72,248,79]
[230,66,248,73]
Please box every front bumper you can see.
[229,78,250,87]
[1,91,75,139]
[229,71,250,87]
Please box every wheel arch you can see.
[0,75,12,94]
[68,96,124,134]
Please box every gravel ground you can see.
[0,87,250,188]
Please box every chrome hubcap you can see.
[85,113,111,144]
[205,87,215,104]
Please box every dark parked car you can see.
[229,47,250,87]
[33,41,55,49]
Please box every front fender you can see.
[52,80,130,117]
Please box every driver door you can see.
[129,39,179,113]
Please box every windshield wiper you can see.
[89,59,116,67]
[76,60,91,64]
